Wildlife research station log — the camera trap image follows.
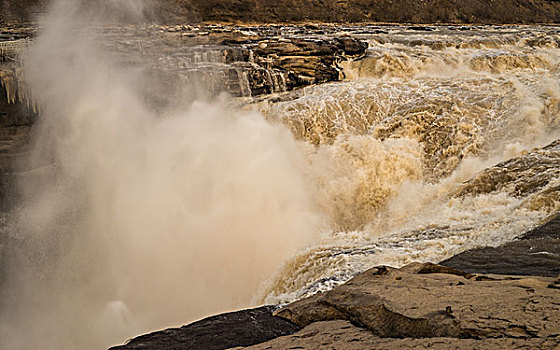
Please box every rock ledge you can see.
[111,263,560,350]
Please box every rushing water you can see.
[257,25,560,303]
[0,6,559,350]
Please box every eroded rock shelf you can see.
[111,263,560,350]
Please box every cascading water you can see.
[258,25,560,304]
[1,3,559,350]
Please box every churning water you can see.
[258,25,560,303]
[1,2,559,350]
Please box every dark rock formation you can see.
[521,213,560,240]
[458,139,560,199]
[0,66,35,210]
[251,36,368,90]
[0,28,35,210]
[108,306,300,350]
[440,214,560,277]
[0,24,367,100]
[440,140,560,277]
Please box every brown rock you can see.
[231,320,558,350]
[457,139,560,199]
[273,263,560,343]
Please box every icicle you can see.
[278,72,287,92]
[0,39,30,62]
[0,66,38,109]
[264,69,275,93]
[0,71,16,104]
[235,68,252,97]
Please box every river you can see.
[0,6,559,349]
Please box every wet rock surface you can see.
[440,214,560,277]
[110,263,560,350]
[0,27,35,209]
[0,68,34,210]
[458,139,560,200]
[108,306,301,350]
[0,24,368,100]
[102,24,368,99]
[440,140,560,277]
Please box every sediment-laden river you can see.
[1,13,559,350]
[257,25,560,303]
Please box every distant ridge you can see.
[2,0,560,24]
[156,0,560,24]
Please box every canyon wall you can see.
[2,0,560,24]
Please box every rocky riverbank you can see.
[0,24,368,99]
[109,212,560,349]
[110,260,560,349]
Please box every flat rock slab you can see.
[232,320,558,350]
[273,263,560,346]
[109,306,300,350]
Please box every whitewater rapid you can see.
[258,25,560,304]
